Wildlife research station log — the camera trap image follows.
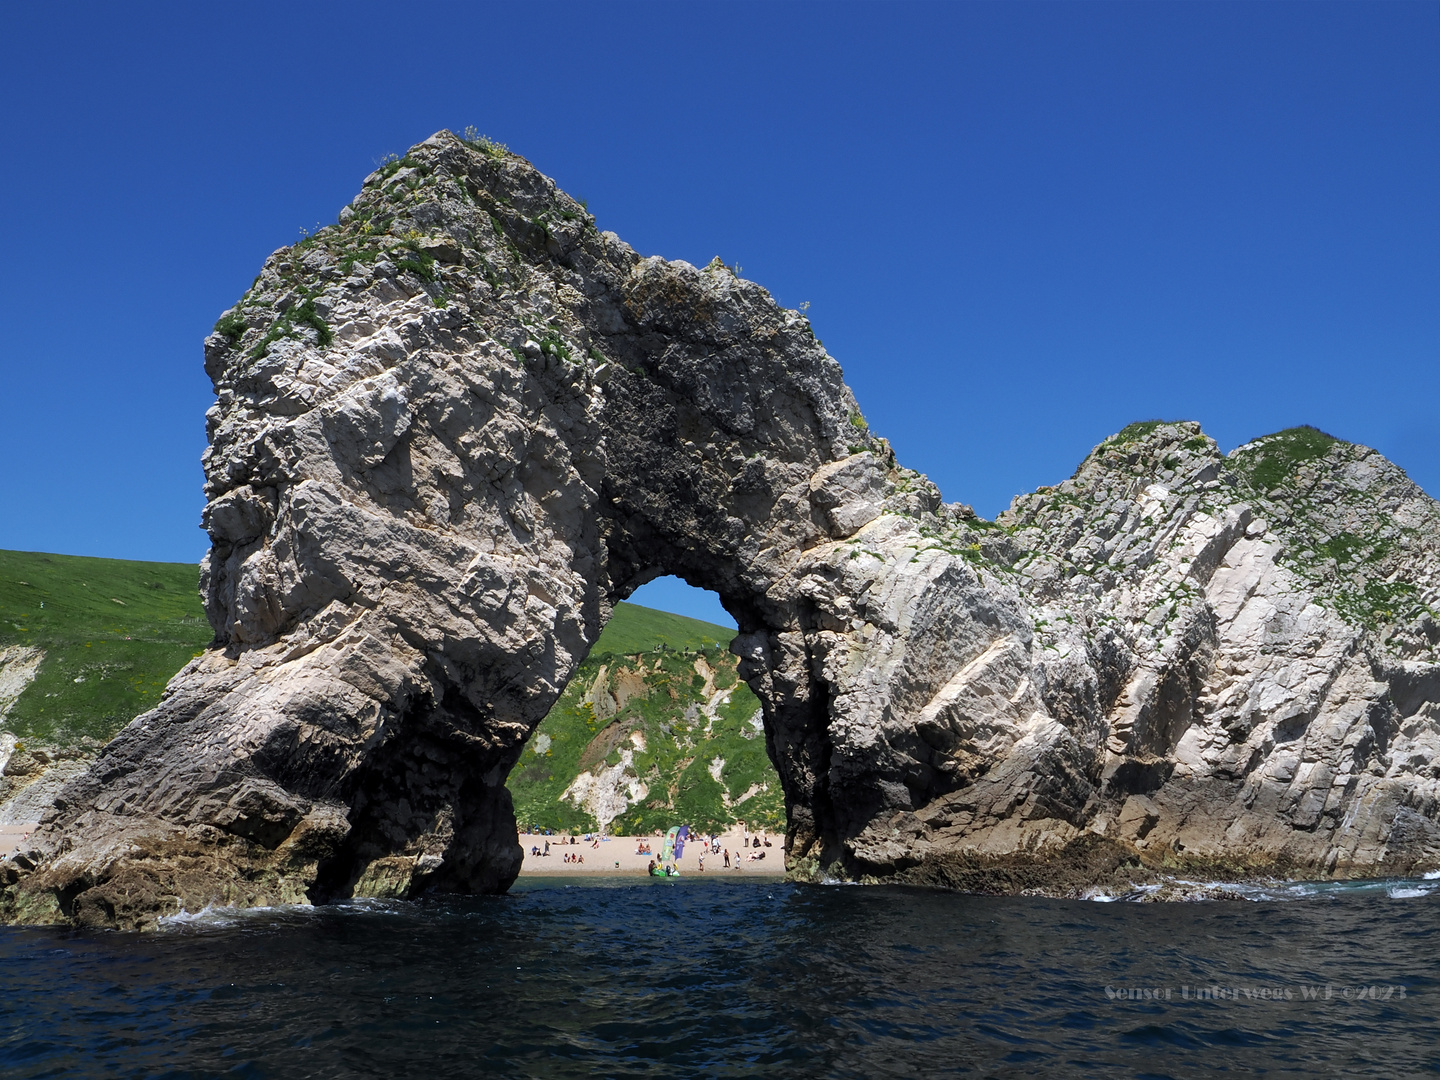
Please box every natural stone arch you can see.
[7,131,1440,929]
[4,132,967,925]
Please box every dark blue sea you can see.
[2,873,1438,1078]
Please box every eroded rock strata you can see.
[5,132,1438,927]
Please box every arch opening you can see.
[507,577,785,864]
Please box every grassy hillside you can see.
[591,601,734,655]
[508,603,784,836]
[0,550,212,742]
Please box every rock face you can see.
[0,737,98,827]
[5,132,1439,927]
[0,646,43,721]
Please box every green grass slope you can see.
[0,549,212,742]
[590,601,734,656]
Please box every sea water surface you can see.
[2,874,1438,1078]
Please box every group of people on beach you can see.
[640,827,767,875]
[529,836,583,857]
[716,846,768,868]
[522,825,780,875]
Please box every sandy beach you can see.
[1,823,36,856]
[519,828,783,876]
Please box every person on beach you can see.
[648,859,656,876]
[723,848,730,868]
[544,840,550,856]
[698,855,705,872]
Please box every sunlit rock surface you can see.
[5,132,1437,928]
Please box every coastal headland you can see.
[2,130,1438,929]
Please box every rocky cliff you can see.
[5,131,1438,927]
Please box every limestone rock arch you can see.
[3,133,998,926]
[7,132,1440,928]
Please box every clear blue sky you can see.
[1,2,1435,629]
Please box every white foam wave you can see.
[1387,885,1433,899]
[158,902,318,930]
[1080,875,1440,904]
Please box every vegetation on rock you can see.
[1229,425,1338,494]
[1230,428,1438,637]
